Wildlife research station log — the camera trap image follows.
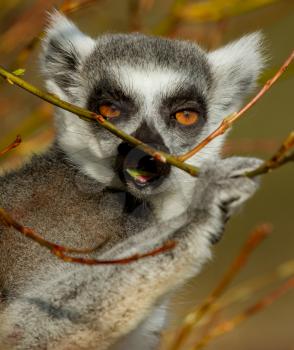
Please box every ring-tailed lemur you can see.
[0,11,264,350]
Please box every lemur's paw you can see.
[196,157,262,244]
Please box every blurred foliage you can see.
[0,1,293,349]
[177,0,282,22]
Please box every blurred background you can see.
[0,1,293,349]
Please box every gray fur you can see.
[0,12,264,349]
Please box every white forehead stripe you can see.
[119,66,182,111]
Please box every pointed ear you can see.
[40,10,95,96]
[208,33,266,115]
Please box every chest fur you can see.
[0,150,151,298]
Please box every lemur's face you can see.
[42,12,263,199]
[83,54,211,197]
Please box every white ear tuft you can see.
[208,32,266,114]
[45,10,76,39]
[44,10,95,57]
[41,10,95,94]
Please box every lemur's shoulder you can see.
[0,143,68,187]
[0,141,145,302]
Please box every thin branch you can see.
[0,65,200,177]
[217,259,294,312]
[0,135,21,157]
[0,208,176,265]
[0,0,102,79]
[177,0,281,23]
[169,224,271,350]
[0,51,293,178]
[189,258,294,348]
[191,277,294,350]
[178,50,294,162]
[246,131,294,177]
[0,0,58,55]
[0,135,176,265]
[59,0,102,14]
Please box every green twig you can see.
[0,65,199,176]
[0,65,293,180]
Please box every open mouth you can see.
[115,143,171,189]
[125,168,160,186]
[123,153,169,188]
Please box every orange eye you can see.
[99,104,121,118]
[175,110,199,126]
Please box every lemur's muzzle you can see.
[115,142,171,188]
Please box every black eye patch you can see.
[161,85,207,118]
[87,78,137,116]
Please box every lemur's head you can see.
[41,11,264,199]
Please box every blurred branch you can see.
[59,0,101,13]
[129,0,142,31]
[11,36,41,70]
[186,258,294,348]
[0,0,102,80]
[177,0,282,23]
[0,1,23,23]
[246,131,294,177]
[169,224,271,350]
[139,0,155,12]
[152,0,188,36]
[0,0,58,55]
[218,259,294,310]
[0,207,176,265]
[0,103,53,152]
[0,135,21,157]
[178,50,294,162]
[191,277,294,350]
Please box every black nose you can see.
[117,141,169,156]
[117,142,133,156]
